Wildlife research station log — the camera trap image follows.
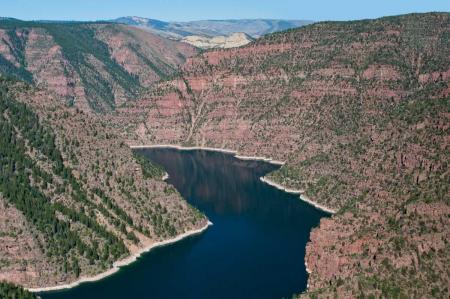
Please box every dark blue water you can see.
[40,149,327,299]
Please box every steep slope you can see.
[0,77,206,289]
[0,20,197,112]
[118,13,450,298]
[113,17,313,41]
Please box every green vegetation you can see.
[0,282,36,299]
[391,96,450,125]
[0,55,33,84]
[133,152,166,179]
[0,18,192,112]
[43,23,140,111]
[0,77,127,276]
[173,13,450,298]
[0,27,33,83]
[0,19,140,112]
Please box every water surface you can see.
[41,148,327,299]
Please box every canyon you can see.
[0,12,449,298]
[116,12,450,298]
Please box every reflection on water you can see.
[159,149,277,214]
[41,148,327,299]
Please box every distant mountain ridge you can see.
[112,16,313,39]
[0,17,312,51]
[111,17,313,49]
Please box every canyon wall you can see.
[119,13,450,298]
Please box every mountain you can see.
[113,16,170,30]
[112,17,313,48]
[112,17,313,38]
[0,19,197,112]
[116,13,450,298]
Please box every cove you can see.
[40,148,328,299]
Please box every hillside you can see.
[112,17,313,39]
[116,13,450,298]
[0,77,206,288]
[0,20,197,112]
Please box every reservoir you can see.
[41,148,327,299]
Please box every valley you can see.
[0,11,448,299]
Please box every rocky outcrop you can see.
[182,32,254,49]
[24,28,90,112]
[96,24,197,85]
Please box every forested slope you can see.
[0,281,36,299]
[0,20,197,112]
[0,77,206,288]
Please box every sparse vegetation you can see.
[133,152,165,179]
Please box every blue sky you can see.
[3,0,450,22]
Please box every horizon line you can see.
[1,11,448,24]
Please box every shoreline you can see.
[28,221,212,293]
[28,143,333,293]
[305,260,311,290]
[130,144,286,166]
[261,177,337,214]
[131,144,336,214]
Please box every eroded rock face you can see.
[96,24,197,85]
[0,29,20,66]
[304,201,450,298]
[25,28,90,112]
[0,22,198,112]
[116,13,450,298]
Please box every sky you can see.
[2,0,450,22]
